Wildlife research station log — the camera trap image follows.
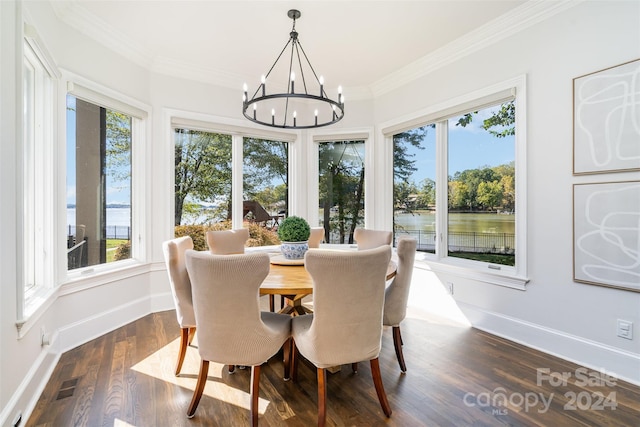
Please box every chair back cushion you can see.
[383,237,417,327]
[308,227,325,248]
[294,245,391,367]
[162,236,196,328]
[353,228,392,250]
[185,250,290,365]
[206,228,249,254]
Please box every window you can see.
[243,137,289,237]
[318,140,366,243]
[65,88,144,271]
[389,78,526,284]
[170,118,293,249]
[21,38,55,320]
[173,129,232,226]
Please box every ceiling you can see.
[48,0,556,98]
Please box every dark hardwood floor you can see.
[27,306,639,426]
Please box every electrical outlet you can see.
[40,327,50,346]
[446,282,454,295]
[617,319,633,340]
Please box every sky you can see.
[404,105,515,184]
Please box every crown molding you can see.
[50,0,583,100]
[370,0,584,98]
[50,0,154,69]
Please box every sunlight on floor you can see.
[114,419,135,427]
[406,265,472,327]
[130,338,272,415]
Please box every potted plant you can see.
[277,215,311,259]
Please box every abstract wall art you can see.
[573,180,640,292]
[573,59,640,175]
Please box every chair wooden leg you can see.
[291,340,298,382]
[269,295,275,312]
[175,327,189,376]
[283,338,292,380]
[188,327,196,345]
[187,360,209,418]
[280,295,285,310]
[250,365,261,427]
[317,367,327,427]
[351,363,358,373]
[393,326,407,372]
[370,358,392,417]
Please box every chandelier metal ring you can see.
[242,9,345,129]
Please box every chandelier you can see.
[242,9,344,129]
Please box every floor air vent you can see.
[56,378,78,400]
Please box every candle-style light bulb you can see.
[319,76,324,97]
[253,103,257,119]
[290,71,295,94]
[338,85,342,104]
[293,111,297,127]
[243,83,248,103]
[261,75,266,96]
[271,108,275,125]
[314,109,318,126]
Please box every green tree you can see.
[417,178,436,209]
[174,129,232,226]
[243,138,288,215]
[393,126,431,211]
[319,141,365,243]
[456,100,515,138]
[451,167,499,210]
[476,180,503,211]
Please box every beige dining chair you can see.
[184,250,292,426]
[206,228,250,254]
[291,245,393,427]
[162,236,196,376]
[308,226,325,248]
[353,227,392,250]
[383,237,417,372]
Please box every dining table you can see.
[258,245,397,316]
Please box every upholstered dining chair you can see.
[184,250,292,426]
[353,228,392,250]
[206,228,250,254]
[308,227,325,248]
[291,245,393,426]
[383,237,417,372]
[162,236,196,376]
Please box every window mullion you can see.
[435,120,448,260]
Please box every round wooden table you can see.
[260,257,397,316]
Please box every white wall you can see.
[1,1,639,426]
[373,0,640,383]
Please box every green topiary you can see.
[277,216,311,242]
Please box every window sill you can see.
[414,255,529,290]
[16,287,58,339]
[60,259,151,296]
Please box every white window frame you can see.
[308,129,375,228]
[60,71,151,289]
[382,76,528,289]
[18,27,58,328]
[168,111,296,231]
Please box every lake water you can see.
[67,207,132,227]
[394,210,515,234]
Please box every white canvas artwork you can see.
[573,59,640,174]
[573,181,640,292]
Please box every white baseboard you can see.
[4,289,175,427]
[457,301,640,386]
